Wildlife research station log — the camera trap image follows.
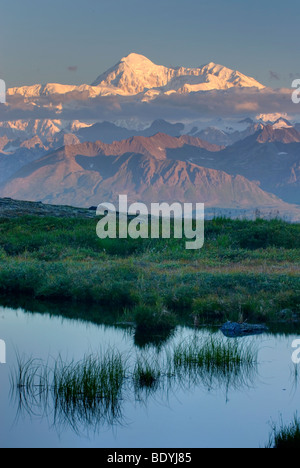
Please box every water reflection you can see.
[10,336,258,436]
[2,298,300,447]
[10,353,127,436]
[0,295,120,327]
[134,328,175,350]
[1,294,300,344]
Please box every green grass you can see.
[52,352,126,405]
[11,338,258,430]
[11,350,127,431]
[171,336,257,390]
[11,351,127,403]
[0,215,299,327]
[133,304,176,333]
[172,336,255,369]
[133,356,161,390]
[267,415,300,448]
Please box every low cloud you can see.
[234,101,259,112]
[147,87,298,119]
[1,86,299,123]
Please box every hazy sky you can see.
[0,0,298,88]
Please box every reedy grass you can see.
[52,351,126,406]
[170,336,258,391]
[172,336,254,370]
[266,415,300,448]
[51,351,127,432]
[11,350,128,433]
[133,356,161,394]
[11,336,258,432]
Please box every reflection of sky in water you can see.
[0,305,300,448]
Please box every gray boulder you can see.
[221,321,268,337]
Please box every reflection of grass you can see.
[52,352,126,432]
[173,336,254,369]
[53,352,126,406]
[133,356,161,390]
[12,355,48,392]
[267,415,300,448]
[11,351,127,433]
[133,305,176,333]
[134,327,175,350]
[11,337,258,433]
[171,336,257,390]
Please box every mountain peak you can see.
[202,61,221,70]
[91,54,265,96]
[120,53,154,66]
[8,54,265,101]
[255,123,300,143]
[272,117,293,129]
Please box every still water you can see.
[0,305,299,448]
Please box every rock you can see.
[0,197,95,219]
[280,309,292,317]
[221,321,268,337]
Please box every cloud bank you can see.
[0,86,299,123]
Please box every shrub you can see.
[133,304,176,333]
[164,285,195,312]
[192,297,226,321]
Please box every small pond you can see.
[0,304,299,448]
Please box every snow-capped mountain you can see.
[0,119,65,140]
[255,113,295,126]
[1,54,300,220]
[91,53,265,97]
[0,119,95,141]
[7,53,265,101]
[269,118,293,130]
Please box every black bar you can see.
[90,450,196,463]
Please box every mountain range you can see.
[7,53,265,103]
[0,129,299,221]
[0,54,299,221]
[0,133,286,208]
[3,53,298,128]
[176,125,300,205]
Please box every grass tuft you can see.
[267,415,300,448]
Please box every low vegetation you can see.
[4,214,299,442]
[11,338,258,431]
[266,415,300,448]
[0,216,299,327]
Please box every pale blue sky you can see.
[0,0,298,88]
